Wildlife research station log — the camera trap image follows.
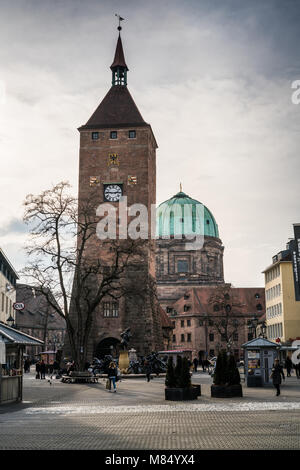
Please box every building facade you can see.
[0,248,18,326]
[15,284,66,361]
[156,191,266,359]
[263,242,300,343]
[166,286,265,360]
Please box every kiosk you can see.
[242,337,279,387]
[0,323,43,404]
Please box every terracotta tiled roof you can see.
[159,306,173,329]
[79,85,148,130]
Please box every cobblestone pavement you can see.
[0,370,300,450]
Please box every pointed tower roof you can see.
[110,34,129,71]
[79,85,148,129]
[79,28,154,133]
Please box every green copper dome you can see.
[156,191,219,239]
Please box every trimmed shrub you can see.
[165,357,177,388]
[178,357,192,388]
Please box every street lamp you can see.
[248,315,258,339]
[258,320,267,339]
[6,315,15,328]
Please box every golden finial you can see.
[180,182,182,192]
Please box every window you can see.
[103,301,119,318]
[221,334,226,342]
[91,132,99,140]
[256,304,262,311]
[103,302,110,317]
[172,335,176,342]
[110,131,117,139]
[198,320,203,326]
[209,333,214,342]
[213,304,220,312]
[181,320,184,328]
[187,333,191,342]
[255,293,260,299]
[208,320,213,326]
[248,333,253,341]
[187,319,191,327]
[1,293,4,312]
[172,321,175,329]
[181,334,185,342]
[166,307,173,313]
[111,302,119,317]
[233,333,238,341]
[128,130,136,139]
[177,260,188,273]
[209,349,215,357]
[184,305,190,312]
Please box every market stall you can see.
[0,323,43,404]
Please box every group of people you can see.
[191,357,211,373]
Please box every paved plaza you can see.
[0,370,300,450]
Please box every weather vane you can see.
[115,14,125,31]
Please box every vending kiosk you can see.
[242,338,279,387]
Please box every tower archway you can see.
[94,337,120,359]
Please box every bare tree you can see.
[22,181,150,370]
[206,284,246,353]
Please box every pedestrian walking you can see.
[35,361,41,379]
[24,359,30,373]
[294,362,300,379]
[40,360,46,380]
[270,358,285,396]
[107,361,118,392]
[144,360,152,382]
[285,357,293,377]
[193,357,199,373]
[51,360,60,379]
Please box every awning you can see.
[0,322,44,346]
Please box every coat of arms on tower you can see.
[108,153,120,166]
[89,176,100,187]
[128,175,137,185]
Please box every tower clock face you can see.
[104,184,123,202]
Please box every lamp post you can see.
[248,315,258,339]
[6,315,15,328]
[258,320,267,339]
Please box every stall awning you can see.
[242,337,279,349]
[0,322,44,346]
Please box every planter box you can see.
[165,384,201,401]
[211,384,243,398]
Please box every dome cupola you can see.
[157,190,219,239]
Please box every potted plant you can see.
[165,357,201,401]
[211,350,243,398]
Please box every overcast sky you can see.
[0,0,299,287]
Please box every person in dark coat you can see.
[271,359,285,396]
[35,361,41,379]
[144,360,152,382]
[285,357,293,377]
[107,362,118,392]
[40,360,46,379]
[193,357,199,373]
